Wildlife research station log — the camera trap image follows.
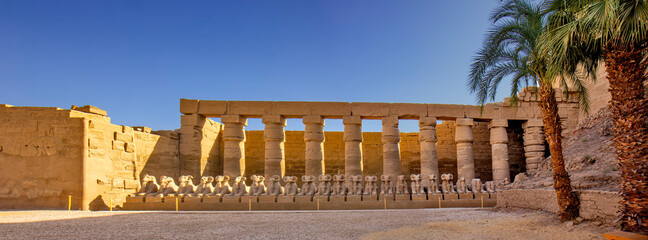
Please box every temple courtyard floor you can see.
[0,208,610,239]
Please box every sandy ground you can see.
[0,208,610,239]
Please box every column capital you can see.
[262,115,286,126]
[455,118,473,127]
[303,115,324,125]
[343,115,362,125]
[489,119,508,128]
[522,119,543,128]
[382,115,399,126]
[221,114,248,125]
[419,117,437,127]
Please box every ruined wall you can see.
[81,112,182,210]
[178,114,222,177]
[0,105,85,209]
[0,105,181,210]
[498,189,621,223]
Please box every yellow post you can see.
[175,197,179,211]
[438,197,441,208]
[481,195,484,208]
[383,197,387,210]
[68,195,72,211]
[317,198,320,211]
[109,198,113,211]
[248,198,251,211]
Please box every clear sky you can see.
[0,1,507,132]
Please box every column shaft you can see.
[455,118,475,180]
[304,115,325,177]
[523,119,545,172]
[419,117,439,187]
[490,119,510,182]
[263,115,287,179]
[343,116,363,178]
[382,116,401,185]
[222,115,247,177]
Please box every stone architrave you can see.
[489,119,510,182]
[263,115,287,179]
[304,115,325,178]
[455,118,475,181]
[419,116,439,187]
[382,115,401,186]
[221,114,247,177]
[343,116,363,178]
[523,119,545,171]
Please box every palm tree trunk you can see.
[537,83,579,221]
[604,44,648,234]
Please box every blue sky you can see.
[0,1,506,132]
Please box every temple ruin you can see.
[0,87,583,210]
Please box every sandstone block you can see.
[180,99,200,114]
[389,103,427,118]
[351,102,389,117]
[522,119,543,128]
[71,105,107,116]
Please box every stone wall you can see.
[0,105,181,210]
[178,114,222,178]
[0,105,85,209]
[497,189,621,223]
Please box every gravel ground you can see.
[0,208,609,239]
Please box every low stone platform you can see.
[122,193,497,211]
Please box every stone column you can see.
[304,115,325,177]
[490,119,510,182]
[222,114,247,177]
[263,115,287,179]
[382,115,401,184]
[343,116,363,178]
[419,116,439,187]
[523,119,545,172]
[455,118,475,181]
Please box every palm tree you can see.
[541,0,648,233]
[468,0,580,221]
